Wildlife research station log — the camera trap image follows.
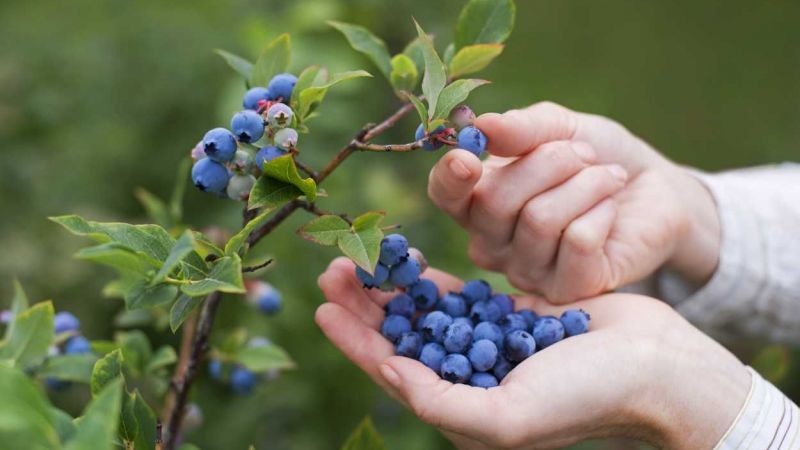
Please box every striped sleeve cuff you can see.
[715,367,800,450]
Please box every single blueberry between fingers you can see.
[456,126,487,156]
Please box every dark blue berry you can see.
[461,279,491,304]
[64,336,92,355]
[492,355,515,381]
[355,263,389,288]
[437,293,468,318]
[54,312,80,334]
[491,294,513,316]
[469,372,499,389]
[230,110,265,143]
[518,309,539,330]
[456,126,487,156]
[470,299,502,323]
[379,234,409,266]
[202,128,238,163]
[532,316,565,348]
[395,332,423,358]
[443,321,473,353]
[473,321,504,351]
[381,315,412,343]
[419,342,446,373]
[468,339,498,372]
[499,313,528,335]
[385,293,416,319]
[504,330,536,363]
[243,87,272,110]
[389,259,420,288]
[407,279,439,310]
[267,73,297,101]
[192,158,230,194]
[230,366,257,394]
[421,311,453,344]
[560,309,591,336]
[415,123,446,151]
[440,354,472,383]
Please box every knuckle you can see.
[520,200,560,237]
[536,142,579,171]
[563,222,601,255]
[506,269,538,294]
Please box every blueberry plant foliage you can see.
[0,1,515,449]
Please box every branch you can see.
[242,259,274,273]
[291,152,319,181]
[351,139,424,152]
[299,202,352,225]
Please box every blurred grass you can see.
[0,0,798,449]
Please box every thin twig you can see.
[242,259,274,273]
[293,158,319,181]
[352,139,424,152]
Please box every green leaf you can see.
[295,70,373,121]
[76,242,159,276]
[153,230,196,283]
[291,65,325,105]
[180,256,245,297]
[170,157,191,222]
[192,231,224,259]
[117,330,151,376]
[38,354,98,383]
[0,365,61,449]
[248,177,303,212]
[390,54,418,94]
[338,212,385,274]
[250,34,291,87]
[404,93,429,128]
[214,49,254,82]
[297,215,351,246]
[4,279,29,340]
[0,301,54,368]
[134,187,172,229]
[65,378,123,450]
[169,295,203,333]
[433,79,490,120]
[146,346,177,374]
[402,36,427,79]
[125,279,178,310]
[328,21,392,78]
[413,20,447,121]
[340,417,386,450]
[225,208,281,256]
[448,44,504,79]
[455,0,516,50]
[51,407,76,444]
[125,391,157,450]
[50,215,175,262]
[236,344,294,373]
[256,154,317,203]
[443,43,455,65]
[91,349,123,397]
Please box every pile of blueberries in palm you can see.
[359,234,590,388]
[190,73,300,201]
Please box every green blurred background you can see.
[1,0,798,449]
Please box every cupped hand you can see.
[428,102,720,303]
[315,258,749,450]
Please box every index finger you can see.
[476,101,579,157]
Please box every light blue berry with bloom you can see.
[54,311,80,334]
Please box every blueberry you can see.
[381,315,412,343]
[379,234,409,266]
[208,359,223,380]
[560,309,591,336]
[532,316,565,348]
[440,354,472,383]
[437,293,468,318]
[469,299,502,323]
[246,281,281,314]
[267,103,294,128]
[452,317,473,328]
[415,313,428,332]
[226,174,257,201]
[230,149,255,175]
[355,263,389,288]
[192,158,230,194]
[389,259,420,288]
[499,313,528,335]
[64,336,92,355]
[491,294,514,316]
[243,87,272,110]
[54,312,80,334]
[421,311,453,343]
[469,372,499,389]
[274,127,298,150]
[230,110,265,143]
[202,128,238,163]
[419,342,446,373]
[407,247,428,273]
[385,293,416,319]
[492,355,514,381]
[415,123,446,151]
[190,141,206,162]
[456,126,487,156]
[267,73,297,101]
[473,321,504,350]
[518,309,539,330]
[256,290,281,315]
[230,366,257,394]
[255,146,287,170]
[468,339,498,372]
[461,280,491,304]
[407,279,439,310]
[449,105,476,130]
[503,330,536,363]
[443,321,473,353]
[395,332,423,358]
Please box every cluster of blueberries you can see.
[207,337,279,395]
[359,234,590,388]
[48,312,94,390]
[414,105,488,156]
[190,73,299,200]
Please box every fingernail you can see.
[380,364,401,388]
[448,158,472,181]
[571,142,595,162]
[607,164,628,182]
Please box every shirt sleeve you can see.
[642,162,800,343]
[715,367,800,450]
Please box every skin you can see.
[428,101,721,303]
[316,258,750,450]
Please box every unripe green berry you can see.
[226,174,257,201]
[274,128,298,150]
[229,150,255,175]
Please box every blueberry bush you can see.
[0,1,516,448]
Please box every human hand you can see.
[428,102,721,303]
[316,258,750,449]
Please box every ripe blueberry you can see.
[492,355,514,381]
[226,174,257,201]
[274,127,298,150]
[395,331,423,358]
[246,281,281,314]
[255,146,287,170]
[419,342,446,373]
[469,372,499,389]
[532,316,565,348]
[503,330,536,363]
[385,293,416,319]
[54,312,80,334]
[491,294,514,316]
[443,321,473,353]
[421,311,453,343]
[437,292,468,318]
[452,317,473,328]
[414,123,446,151]
[456,126,487,156]
[461,279,491,304]
[560,309,591,336]
[64,336,92,355]
[379,234,409,266]
[243,87,272,110]
[202,128,238,162]
[449,105,476,130]
[355,263,389,288]
[469,299,502,323]
[440,354,472,383]
[381,315,412,343]
[192,158,230,194]
[518,309,539,330]
[230,110,265,143]
[415,312,428,332]
[389,259,420,287]
[230,366,257,394]
[208,359,223,380]
[468,339,498,372]
[407,278,439,310]
[499,313,528,335]
[472,321,504,350]
[267,73,297,102]
[406,247,428,273]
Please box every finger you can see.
[476,102,580,157]
[467,141,595,259]
[318,258,386,328]
[427,150,483,224]
[506,164,628,292]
